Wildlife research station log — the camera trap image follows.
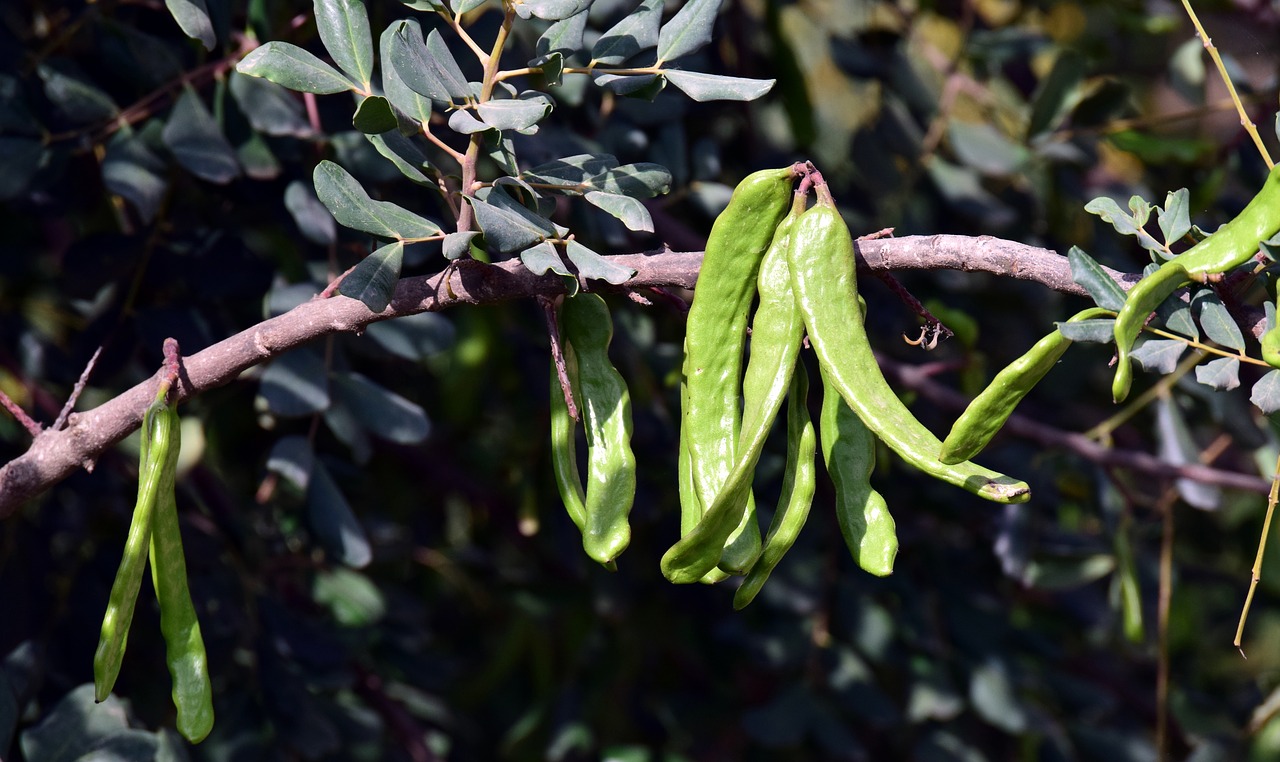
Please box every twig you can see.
[0,389,42,438]
[52,346,102,431]
[539,296,577,421]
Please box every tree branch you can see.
[0,235,1150,516]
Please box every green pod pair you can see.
[1112,165,1280,401]
[787,193,1030,504]
[549,293,636,565]
[677,166,797,581]
[733,363,818,609]
[939,307,1113,464]
[663,195,805,583]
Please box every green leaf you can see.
[592,162,672,198]
[1130,336,1185,374]
[37,63,119,124]
[162,87,240,183]
[285,180,337,245]
[237,42,356,94]
[585,190,653,232]
[662,70,774,103]
[400,0,446,9]
[1084,196,1163,252]
[20,685,160,762]
[477,92,554,132]
[1194,357,1240,391]
[237,132,281,178]
[1153,296,1197,340]
[467,187,555,252]
[656,0,722,63]
[1155,396,1220,510]
[229,71,312,137]
[1067,246,1126,312]
[513,0,592,20]
[535,10,588,59]
[352,95,398,133]
[1252,369,1280,414]
[447,109,489,134]
[366,131,435,186]
[1191,289,1245,350]
[443,231,479,260]
[338,241,403,313]
[0,137,48,201]
[592,72,665,98]
[313,568,386,626]
[332,371,431,444]
[365,312,455,361]
[164,0,216,50]
[387,22,470,103]
[266,435,314,490]
[485,129,519,175]
[259,348,330,417]
[453,0,486,11]
[1158,187,1191,244]
[519,241,569,276]
[1055,318,1115,343]
[523,153,619,188]
[947,120,1029,176]
[564,240,635,284]
[314,0,374,88]
[969,659,1027,733]
[1027,49,1083,138]
[592,0,663,65]
[102,133,166,223]
[307,459,372,568]
[313,160,441,239]
[379,22,433,125]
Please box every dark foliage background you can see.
[3,0,1280,759]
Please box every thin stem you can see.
[1180,0,1274,168]
[457,5,515,233]
[1234,451,1280,652]
[53,347,103,431]
[1156,486,1177,761]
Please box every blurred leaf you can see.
[338,241,403,313]
[259,348,330,417]
[102,132,168,223]
[1155,395,1220,510]
[948,121,1029,176]
[229,71,312,137]
[266,435,314,491]
[1023,554,1115,589]
[453,0,485,11]
[1169,37,1206,104]
[1194,357,1240,391]
[1027,48,1083,137]
[477,92,554,132]
[352,95,398,134]
[656,0,721,63]
[1107,129,1213,165]
[20,684,159,762]
[1252,370,1280,414]
[37,62,119,124]
[307,459,372,568]
[1130,337,1186,373]
[592,0,663,65]
[237,133,281,179]
[332,371,430,444]
[969,658,1027,733]
[164,0,215,49]
[467,187,555,252]
[163,87,240,183]
[313,160,441,239]
[365,312,455,361]
[584,190,653,232]
[0,138,46,201]
[1067,246,1126,311]
[313,568,386,626]
[564,240,635,284]
[1191,290,1245,351]
[1113,521,1144,643]
[285,180,337,246]
[519,241,569,276]
[663,70,774,102]
[236,41,356,94]
[366,131,435,186]
[1159,188,1192,244]
[535,9,588,59]
[315,0,373,88]
[400,0,446,8]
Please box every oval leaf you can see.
[162,87,240,183]
[313,160,441,239]
[514,0,592,20]
[331,371,431,444]
[1194,356,1240,391]
[1155,396,1220,510]
[656,0,722,63]
[520,241,569,276]
[662,70,774,103]
[229,72,312,137]
[259,348,330,417]
[1191,289,1245,350]
[352,95,398,134]
[284,180,337,246]
[307,459,372,568]
[314,0,373,89]
[164,0,215,50]
[592,0,663,65]
[476,92,553,132]
[266,435,315,490]
[564,240,635,284]
[466,188,555,252]
[1252,369,1280,414]
[236,41,356,94]
[1130,337,1186,373]
[1067,246,1126,311]
[584,190,653,232]
[338,241,403,313]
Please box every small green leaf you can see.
[1155,396,1220,510]
[229,72,312,137]
[259,348,330,417]
[656,0,722,63]
[1194,357,1240,391]
[1191,289,1245,350]
[101,134,166,222]
[1159,188,1191,244]
[1251,369,1280,414]
[162,87,240,183]
[379,22,433,124]
[662,70,774,103]
[947,120,1029,176]
[513,0,592,20]
[313,160,441,239]
[236,41,356,94]
[535,9,588,59]
[442,231,479,260]
[564,240,634,284]
[477,92,553,132]
[338,241,403,312]
[313,568,385,626]
[366,131,435,186]
[592,0,663,65]
[519,241,569,276]
[307,459,372,568]
[1054,318,1115,343]
[1084,196,1163,252]
[467,187,555,252]
[164,0,216,49]
[314,0,374,88]
[284,180,337,246]
[1129,195,1152,229]
[1154,292,1197,341]
[1130,336,1185,374]
[352,95,398,133]
[332,371,430,444]
[1067,246,1126,312]
[37,63,119,124]
[523,153,619,188]
[585,190,653,232]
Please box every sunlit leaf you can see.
[592,0,663,65]
[313,160,441,239]
[442,231,479,260]
[164,0,215,50]
[535,9,588,59]
[656,0,722,63]
[585,190,653,232]
[1194,357,1240,391]
[307,459,372,568]
[564,240,634,284]
[519,241,568,276]
[338,241,403,313]
[476,92,553,132]
[663,70,774,103]
[284,180,337,245]
[1130,336,1185,373]
[1191,289,1245,350]
[1251,369,1280,414]
[513,0,592,20]
[314,0,373,88]
[1159,188,1191,244]
[236,41,356,94]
